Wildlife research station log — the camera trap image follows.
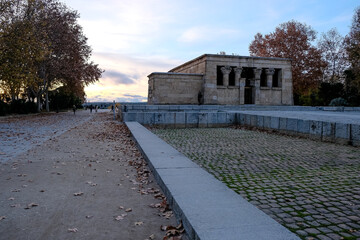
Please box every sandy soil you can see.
[0,110,182,240]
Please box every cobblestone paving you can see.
[152,127,360,240]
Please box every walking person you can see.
[73,105,76,115]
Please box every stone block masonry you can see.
[148,54,293,105]
[121,105,360,146]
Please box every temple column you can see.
[234,67,243,104]
[221,66,232,87]
[265,68,275,88]
[239,78,246,104]
[253,68,262,105]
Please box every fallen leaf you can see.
[8,197,15,201]
[11,189,20,192]
[24,203,38,209]
[68,228,78,233]
[134,221,143,226]
[10,204,21,208]
[73,192,84,196]
[85,215,93,219]
[0,216,5,221]
[125,208,132,212]
[148,234,155,240]
[119,206,124,209]
[115,216,124,221]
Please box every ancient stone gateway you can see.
[148,54,293,105]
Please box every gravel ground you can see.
[0,111,92,163]
[0,111,185,240]
[152,127,360,240]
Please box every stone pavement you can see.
[127,122,298,240]
[152,127,360,240]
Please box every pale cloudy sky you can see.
[61,0,359,103]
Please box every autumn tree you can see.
[0,0,45,100]
[317,28,348,83]
[249,20,326,99]
[345,7,360,92]
[0,0,103,112]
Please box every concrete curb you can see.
[126,121,300,240]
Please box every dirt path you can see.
[0,111,180,240]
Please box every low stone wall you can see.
[122,110,360,146]
[122,104,329,112]
[122,111,237,128]
[237,113,360,146]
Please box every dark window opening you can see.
[217,66,224,85]
[260,69,267,87]
[241,67,254,87]
[229,67,235,86]
[245,87,253,104]
[273,69,281,87]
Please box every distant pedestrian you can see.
[89,104,93,113]
[198,91,203,105]
[111,105,114,112]
[73,105,76,115]
[95,105,98,113]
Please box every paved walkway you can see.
[152,127,360,240]
[0,111,179,240]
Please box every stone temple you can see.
[148,54,293,105]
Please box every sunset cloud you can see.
[61,0,358,102]
[102,71,136,85]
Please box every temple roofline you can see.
[169,54,292,73]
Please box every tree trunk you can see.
[45,87,49,112]
[37,95,41,112]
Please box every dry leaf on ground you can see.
[125,208,132,212]
[115,216,124,221]
[146,234,155,240]
[24,203,38,209]
[134,221,143,226]
[73,192,84,196]
[161,222,184,240]
[68,228,78,233]
[0,216,5,221]
[114,214,127,221]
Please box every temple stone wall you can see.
[216,88,240,105]
[148,54,293,105]
[170,57,206,74]
[148,72,203,105]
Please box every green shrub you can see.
[10,100,37,114]
[329,97,348,106]
[0,101,9,116]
